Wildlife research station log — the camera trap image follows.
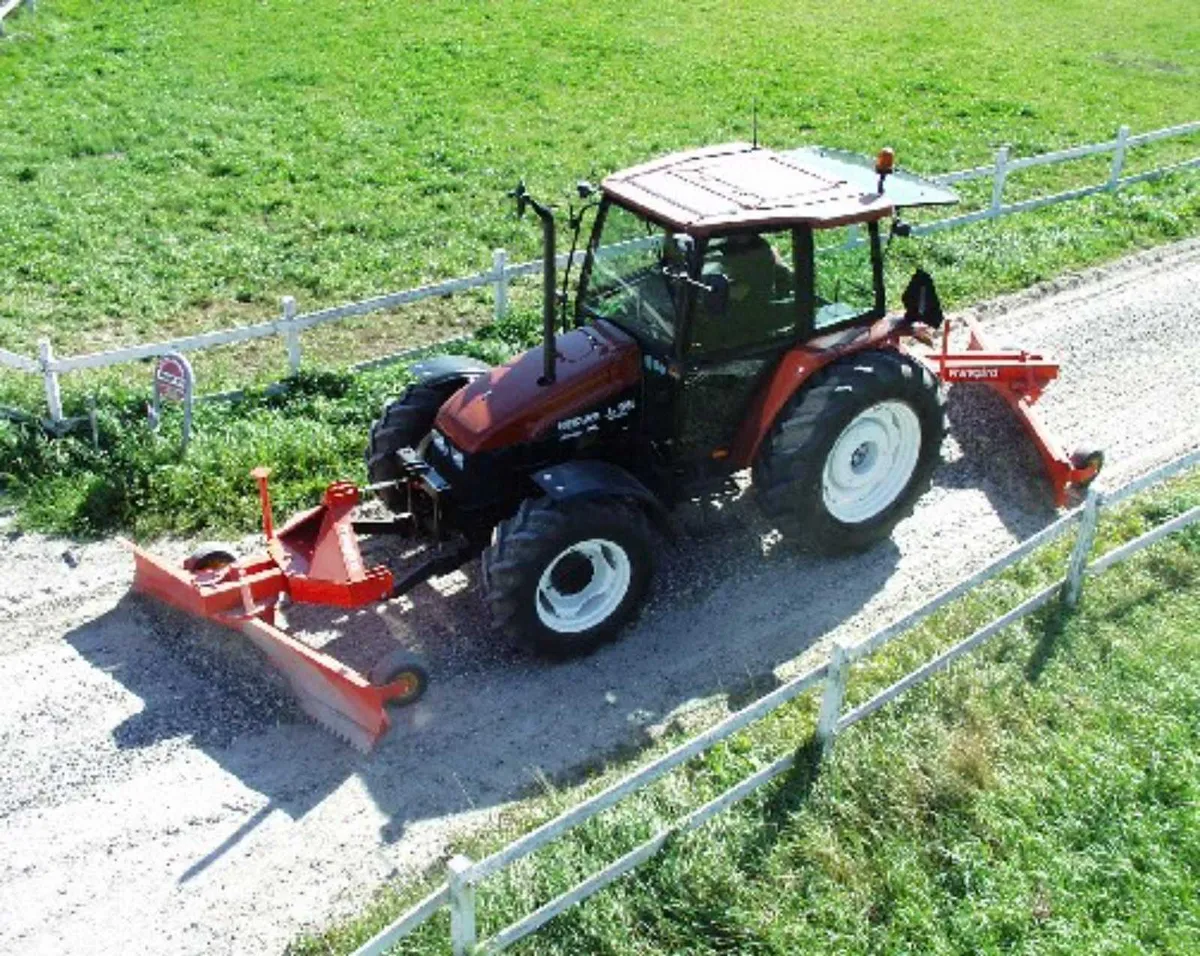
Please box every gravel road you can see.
[3,239,1199,955]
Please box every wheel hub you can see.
[850,441,875,472]
[536,538,632,634]
[550,552,594,595]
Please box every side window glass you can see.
[814,231,876,328]
[764,232,795,307]
[690,232,796,354]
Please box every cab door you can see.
[676,229,801,460]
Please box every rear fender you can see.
[728,317,903,468]
[531,460,671,532]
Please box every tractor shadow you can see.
[937,384,1059,538]
[62,593,370,879]
[351,494,902,843]
[65,497,899,878]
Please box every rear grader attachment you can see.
[121,468,435,751]
[925,316,1102,505]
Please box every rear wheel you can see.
[366,384,459,512]
[753,348,946,552]
[481,497,653,657]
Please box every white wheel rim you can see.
[536,538,632,634]
[821,399,922,524]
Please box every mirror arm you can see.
[558,198,600,331]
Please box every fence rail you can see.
[354,447,1200,956]
[2,120,1197,423]
[0,0,34,35]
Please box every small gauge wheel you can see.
[1070,447,1105,489]
[184,543,239,575]
[369,650,430,707]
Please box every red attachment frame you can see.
[121,469,416,751]
[927,316,1101,506]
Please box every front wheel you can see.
[481,497,654,658]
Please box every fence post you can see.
[492,248,508,322]
[1063,487,1102,607]
[1108,124,1131,190]
[37,338,63,424]
[989,146,1010,218]
[447,854,477,956]
[280,296,301,375]
[815,641,851,756]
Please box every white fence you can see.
[0,0,34,35]
[1,120,1197,424]
[353,447,1200,956]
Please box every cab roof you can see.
[600,142,956,235]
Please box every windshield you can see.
[580,203,677,348]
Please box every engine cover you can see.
[435,320,642,454]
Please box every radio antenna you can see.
[752,98,758,149]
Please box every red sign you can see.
[154,355,189,402]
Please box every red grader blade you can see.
[924,315,1102,505]
[121,468,429,751]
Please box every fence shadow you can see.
[1024,603,1073,683]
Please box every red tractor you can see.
[365,143,1099,654]
[128,143,1100,748]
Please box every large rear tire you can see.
[365,384,457,512]
[481,497,654,658]
[753,348,946,552]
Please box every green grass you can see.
[0,1,1197,364]
[0,0,1197,535]
[292,471,1200,955]
[0,308,540,537]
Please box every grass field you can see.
[0,0,1197,359]
[293,471,1200,955]
[0,0,1197,535]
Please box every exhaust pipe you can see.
[510,181,557,386]
[536,206,557,386]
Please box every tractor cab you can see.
[578,143,957,351]
[573,142,956,461]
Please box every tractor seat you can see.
[696,235,795,351]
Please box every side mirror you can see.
[576,180,595,199]
[890,218,912,239]
[509,179,529,218]
[901,269,944,328]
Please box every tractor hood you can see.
[435,320,642,453]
